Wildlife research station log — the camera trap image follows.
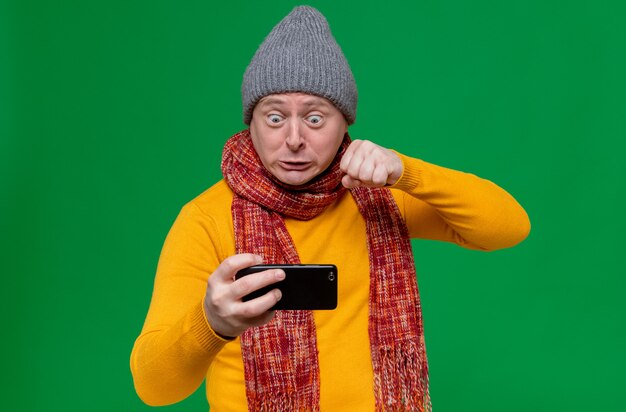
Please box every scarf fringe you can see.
[249,394,320,412]
[373,343,432,412]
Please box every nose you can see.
[285,120,305,151]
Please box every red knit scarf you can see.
[222,129,431,411]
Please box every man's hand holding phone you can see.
[203,254,284,339]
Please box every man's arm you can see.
[130,201,286,406]
[340,139,530,250]
[391,153,530,250]
[130,204,230,406]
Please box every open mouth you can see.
[279,161,312,171]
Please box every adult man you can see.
[131,6,530,411]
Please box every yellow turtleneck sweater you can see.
[130,153,530,411]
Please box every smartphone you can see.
[234,264,337,310]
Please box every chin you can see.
[274,171,317,187]
[279,177,313,186]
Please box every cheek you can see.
[249,125,267,162]
[250,126,281,165]
[317,131,345,165]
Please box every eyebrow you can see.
[258,97,288,107]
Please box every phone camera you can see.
[328,272,335,282]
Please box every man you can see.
[131,6,530,411]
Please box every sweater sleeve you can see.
[390,152,530,251]
[130,203,231,406]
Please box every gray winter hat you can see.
[242,5,357,125]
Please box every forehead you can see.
[256,93,334,109]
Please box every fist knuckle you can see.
[349,164,360,176]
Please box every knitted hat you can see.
[242,6,357,125]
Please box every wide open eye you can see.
[307,115,322,125]
[267,114,283,124]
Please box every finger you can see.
[342,174,362,188]
[236,288,283,318]
[344,147,368,180]
[371,163,390,187]
[213,253,263,282]
[231,269,285,300]
[356,158,375,184]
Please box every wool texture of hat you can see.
[241,5,358,125]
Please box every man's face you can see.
[249,92,348,186]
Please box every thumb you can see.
[342,174,361,188]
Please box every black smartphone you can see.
[234,264,337,310]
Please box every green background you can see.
[1,0,624,410]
